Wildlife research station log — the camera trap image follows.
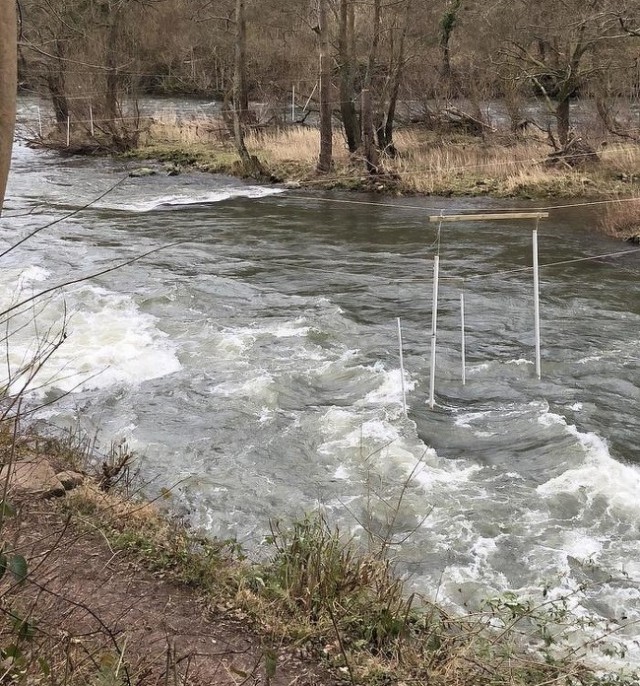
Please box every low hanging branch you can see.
[545,134,599,169]
[0,0,18,214]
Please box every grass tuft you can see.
[599,197,640,242]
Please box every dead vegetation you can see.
[124,114,640,203]
[0,408,637,686]
[599,197,640,243]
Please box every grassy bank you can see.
[31,112,640,239]
[117,116,640,202]
[1,424,638,685]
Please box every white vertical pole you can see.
[533,224,541,380]
[302,82,318,115]
[89,104,94,136]
[291,85,296,122]
[397,317,407,418]
[66,116,70,147]
[37,106,42,137]
[460,289,466,386]
[429,255,440,409]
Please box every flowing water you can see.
[3,132,640,670]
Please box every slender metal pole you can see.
[429,255,440,409]
[37,106,42,137]
[291,85,296,122]
[460,289,466,386]
[302,82,318,114]
[397,317,407,418]
[533,223,541,379]
[66,116,70,147]
[89,104,94,136]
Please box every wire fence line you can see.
[3,174,637,402]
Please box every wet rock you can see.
[10,459,65,498]
[129,167,157,178]
[164,163,182,176]
[56,470,85,492]
[284,180,301,189]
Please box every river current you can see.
[3,136,640,670]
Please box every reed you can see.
[134,111,640,200]
[599,197,640,242]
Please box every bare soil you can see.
[2,495,339,686]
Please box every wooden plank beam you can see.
[429,212,549,222]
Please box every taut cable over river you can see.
[3,138,640,670]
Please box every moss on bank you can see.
[119,125,640,202]
[33,117,640,203]
[1,422,639,685]
[55,472,638,685]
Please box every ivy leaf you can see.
[9,555,28,583]
[0,500,16,520]
[38,657,51,677]
[3,643,23,661]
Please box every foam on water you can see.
[107,186,286,212]
[358,362,416,408]
[0,269,181,395]
[537,423,640,518]
[210,372,276,404]
[6,147,640,671]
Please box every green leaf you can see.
[3,644,23,661]
[229,666,248,678]
[9,554,28,583]
[0,553,7,581]
[38,657,51,677]
[0,499,16,520]
[17,618,36,640]
[264,649,277,679]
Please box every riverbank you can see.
[29,114,640,240]
[125,123,640,241]
[1,425,637,686]
[119,120,640,200]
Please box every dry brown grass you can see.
[599,196,640,241]
[599,142,640,179]
[135,111,640,200]
[246,125,351,165]
[146,112,229,147]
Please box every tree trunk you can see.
[236,0,249,122]
[233,0,252,169]
[363,0,381,96]
[439,0,461,95]
[376,0,411,157]
[338,0,359,153]
[361,89,379,173]
[362,0,381,173]
[105,13,119,122]
[47,74,69,126]
[317,0,332,173]
[556,97,570,146]
[0,0,17,214]
[378,76,400,156]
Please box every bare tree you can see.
[500,0,634,146]
[361,0,381,173]
[439,0,462,93]
[317,0,332,173]
[374,0,413,157]
[337,0,360,154]
[0,0,17,214]
[232,0,252,168]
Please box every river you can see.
[2,134,640,671]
